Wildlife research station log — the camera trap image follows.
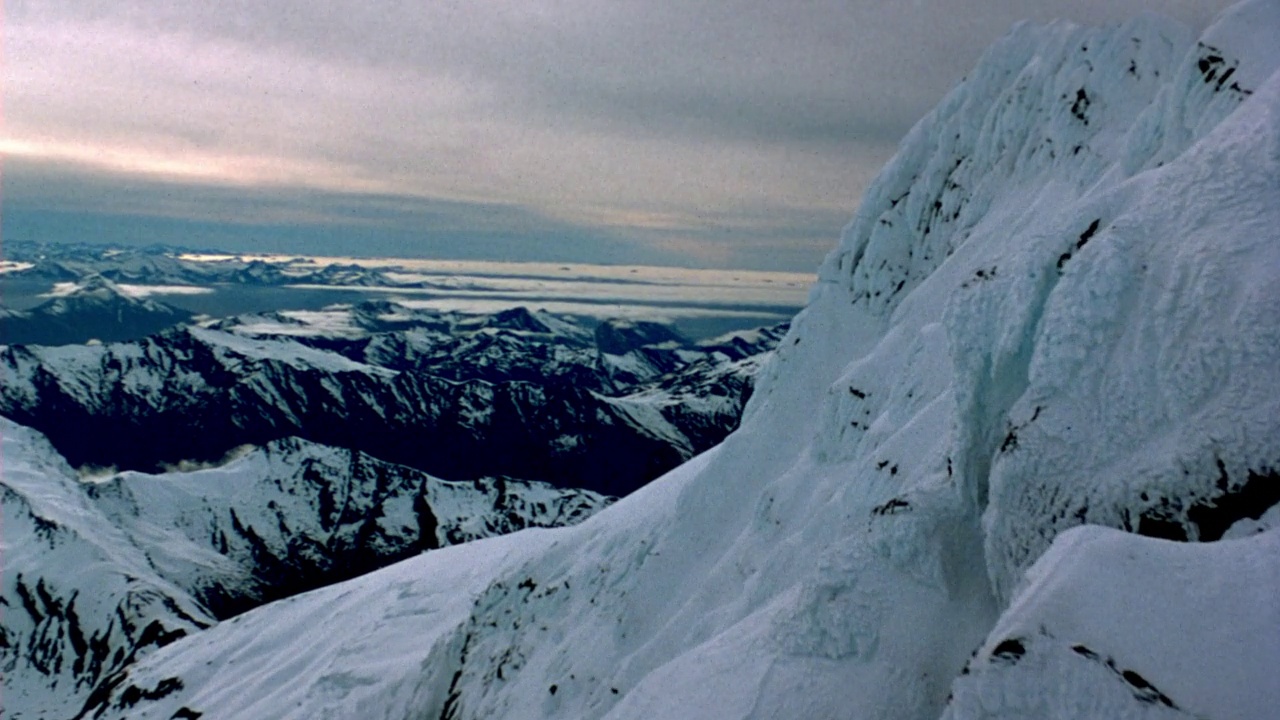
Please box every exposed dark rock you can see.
[990,638,1026,664]
[1189,468,1280,541]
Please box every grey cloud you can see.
[5,156,851,271]
[10,0,1232,146]
[5,0,1235,272]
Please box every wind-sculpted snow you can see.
[0,419,610,718]
[0,311,782,496]
[38,3,1280,718]
[943,526,1280,720]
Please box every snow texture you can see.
[0,420,610,718]
[11,3,1280,718]
[944,526,1280,720]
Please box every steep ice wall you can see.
[76,3,1280,719]
[804,0,1280,601]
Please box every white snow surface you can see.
[944,525,1280,720]
[0,261,36,275]
[0,421,611,719]
[0,419,214,720]
[41,4,1280,719]
[41,279,214,299]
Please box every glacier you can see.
[9,1,1280,718]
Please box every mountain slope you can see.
[0,275,194,346]
[0,421,214,720]
[0,314,780,496]
[0,419,610,719]
[43,3,1280,718]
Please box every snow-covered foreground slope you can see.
[945,526,1280,720]
[0,419,610,719]
[71,3,1280,718]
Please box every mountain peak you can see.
[594,317,687,354]
[63,273,129,300]
[0,275,194,345]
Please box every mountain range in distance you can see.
[1,247,793,718]
[0,242,810,345]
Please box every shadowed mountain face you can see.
[0,275,194,345]
[0,307,785,497]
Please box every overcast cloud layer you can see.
[3,0,1231,270]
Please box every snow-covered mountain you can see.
[211,304,711,391]
[0,275,194,346]
[0,418,610,719]
[0,243,396,289]
[0,310,781,496]
[13,2,1280,718]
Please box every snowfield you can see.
[6,1,1280,718]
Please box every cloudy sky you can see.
[3,0,1230,271]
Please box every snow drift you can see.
[22,1,1280,718]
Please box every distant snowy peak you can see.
[0,274,194,346]
[696,322,790,360]
[58,273,128,298]
[48,274,174,311]
[0,418,611,719]
[594,317,687,355]
[212,302,598,349]
[485,305,560,332]
[1,245,385,288]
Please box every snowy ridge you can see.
[0,275,194,345]
[26,3,1280,718]
[0,420,214,720]
[0,419,610,718]
[0,245,395,289]
[0,313,780,496]
[944,526,1280,720]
